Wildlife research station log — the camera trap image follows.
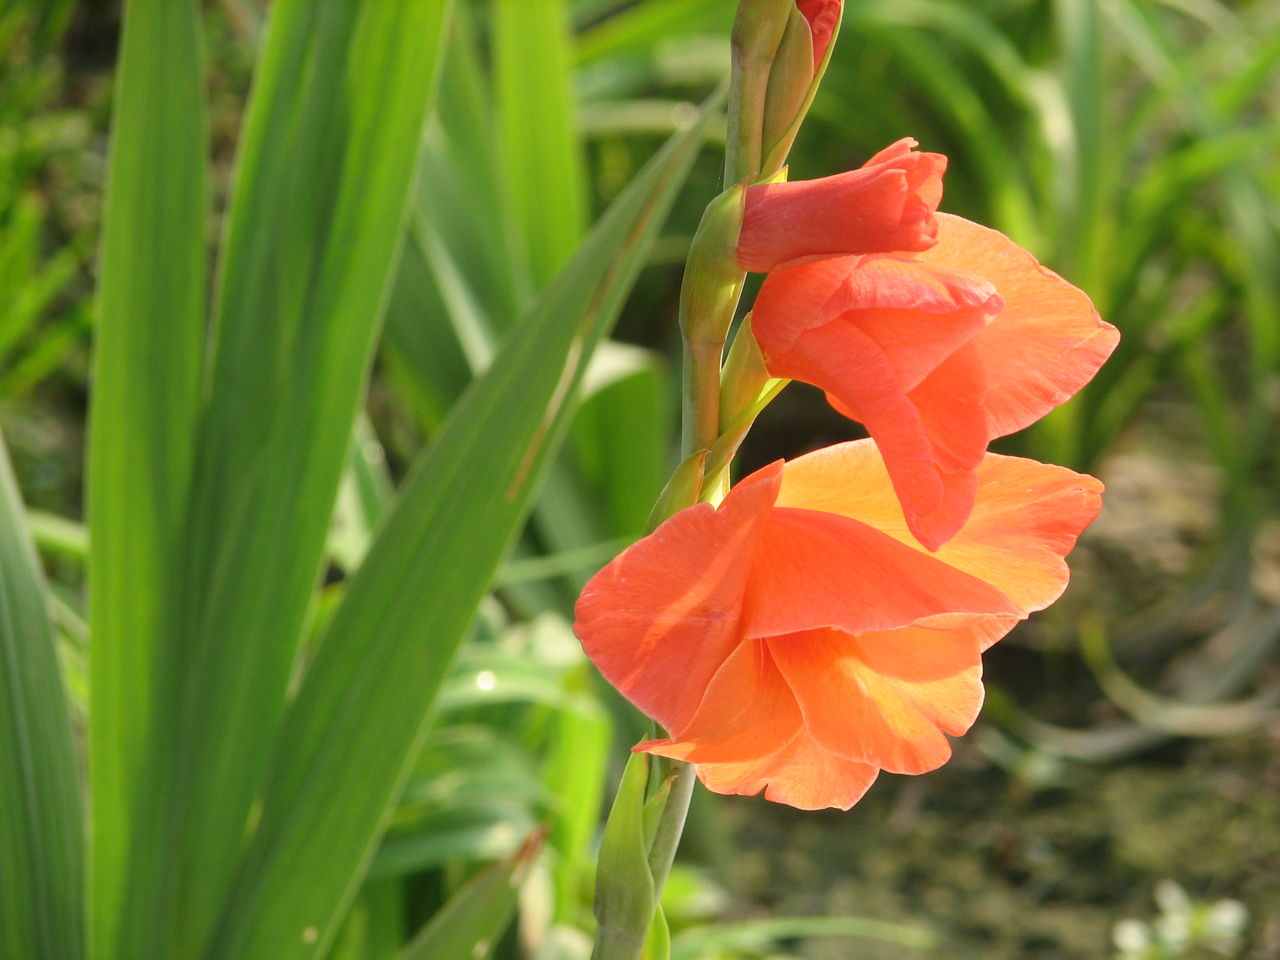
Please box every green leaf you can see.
[201,89,718,960]
[371,726,544,879]
[329,416,394,575]
[327,878,403,960]
[575,0,728,66]
[103,3,452,957]
[26,509,88,561]
[571,342,671,538]
[427,6,530,329]
[494,0,589,285]
[86,0,208,954]
[669,916,937,959]
[593,752,656,960]
[642,905,671,960]
[0,432,83,960]
[395,833,545,960]
[541,681,612,923]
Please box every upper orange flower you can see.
[751,213,1119,550]
[736,139,945,272]
[574,440,1103,810]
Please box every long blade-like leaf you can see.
[87,0,208,954]
[395,833,544,960]
[109,3,452,957]
[494,0,588,286]
[0,433,83,960]
[203,88,720,960]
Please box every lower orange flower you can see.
[574,440,1102,810]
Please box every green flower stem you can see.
[682,335,729,458]
[644,758,696,896]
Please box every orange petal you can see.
[752,255,997,363]
[797,0,843,68]
[775,439,1104,616]
[891,342,988,548]
[933,454,1105,614]
[918,214,1119,438]
[852,618,989,681]
[769,628,984,774]
[680,731,881,811]
[754,258,999,547]
[738,141,946,272]
[640,637,802,763]
[741,503,1018,641]
[574,464,781,734]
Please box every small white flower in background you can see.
[1113,881,1248,960]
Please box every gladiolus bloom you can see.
[751,213,1119,550]
[575,440,1102,810]
[797,0,841,68]
[737,139,945,272]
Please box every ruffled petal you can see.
[918,214,1120,438]
[852,618,990,681]
[741,504,1018,640]
[890,342,988,548]
[574,464,782,734]
[752,254,998,361]
[738,140,946,272]
[754,258,999,546]
[775,439,1104,614]
[769,628,984,774]
[683,731,881,811]
[637,637,801,763]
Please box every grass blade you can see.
[494,0,588,285]
[202,88,720,960]
[86,1,208,954]
[0,432,83,960]
[395,833,544,960]
[108,3,452,957]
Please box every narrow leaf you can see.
[0,433,83,960]
[86,0,207,953]
[494,0,589,285]
[203,89,719,960]
[593,753,657,960]
[395,833,543,960]
[110,3,452,956]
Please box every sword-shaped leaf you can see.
[0,434,83,960]
[202,88,719,960]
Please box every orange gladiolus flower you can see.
[737,139,945,272]
[574,440,1102,810]
[751,213,1119,550]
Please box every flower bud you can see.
[679,183,747,349]
[719,323,771,431]
[737,139,945,272]
[758,0,843,175]
[797,0,840,67]
[725,1,843,183]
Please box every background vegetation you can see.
[1,0,1277,958]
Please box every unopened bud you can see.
[759,0,842,175]
[725,1,844,183]
[720,323,771,430]
[725,0,795,185]
[679,184,747,349]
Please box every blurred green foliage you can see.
[1,0,1277,958]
